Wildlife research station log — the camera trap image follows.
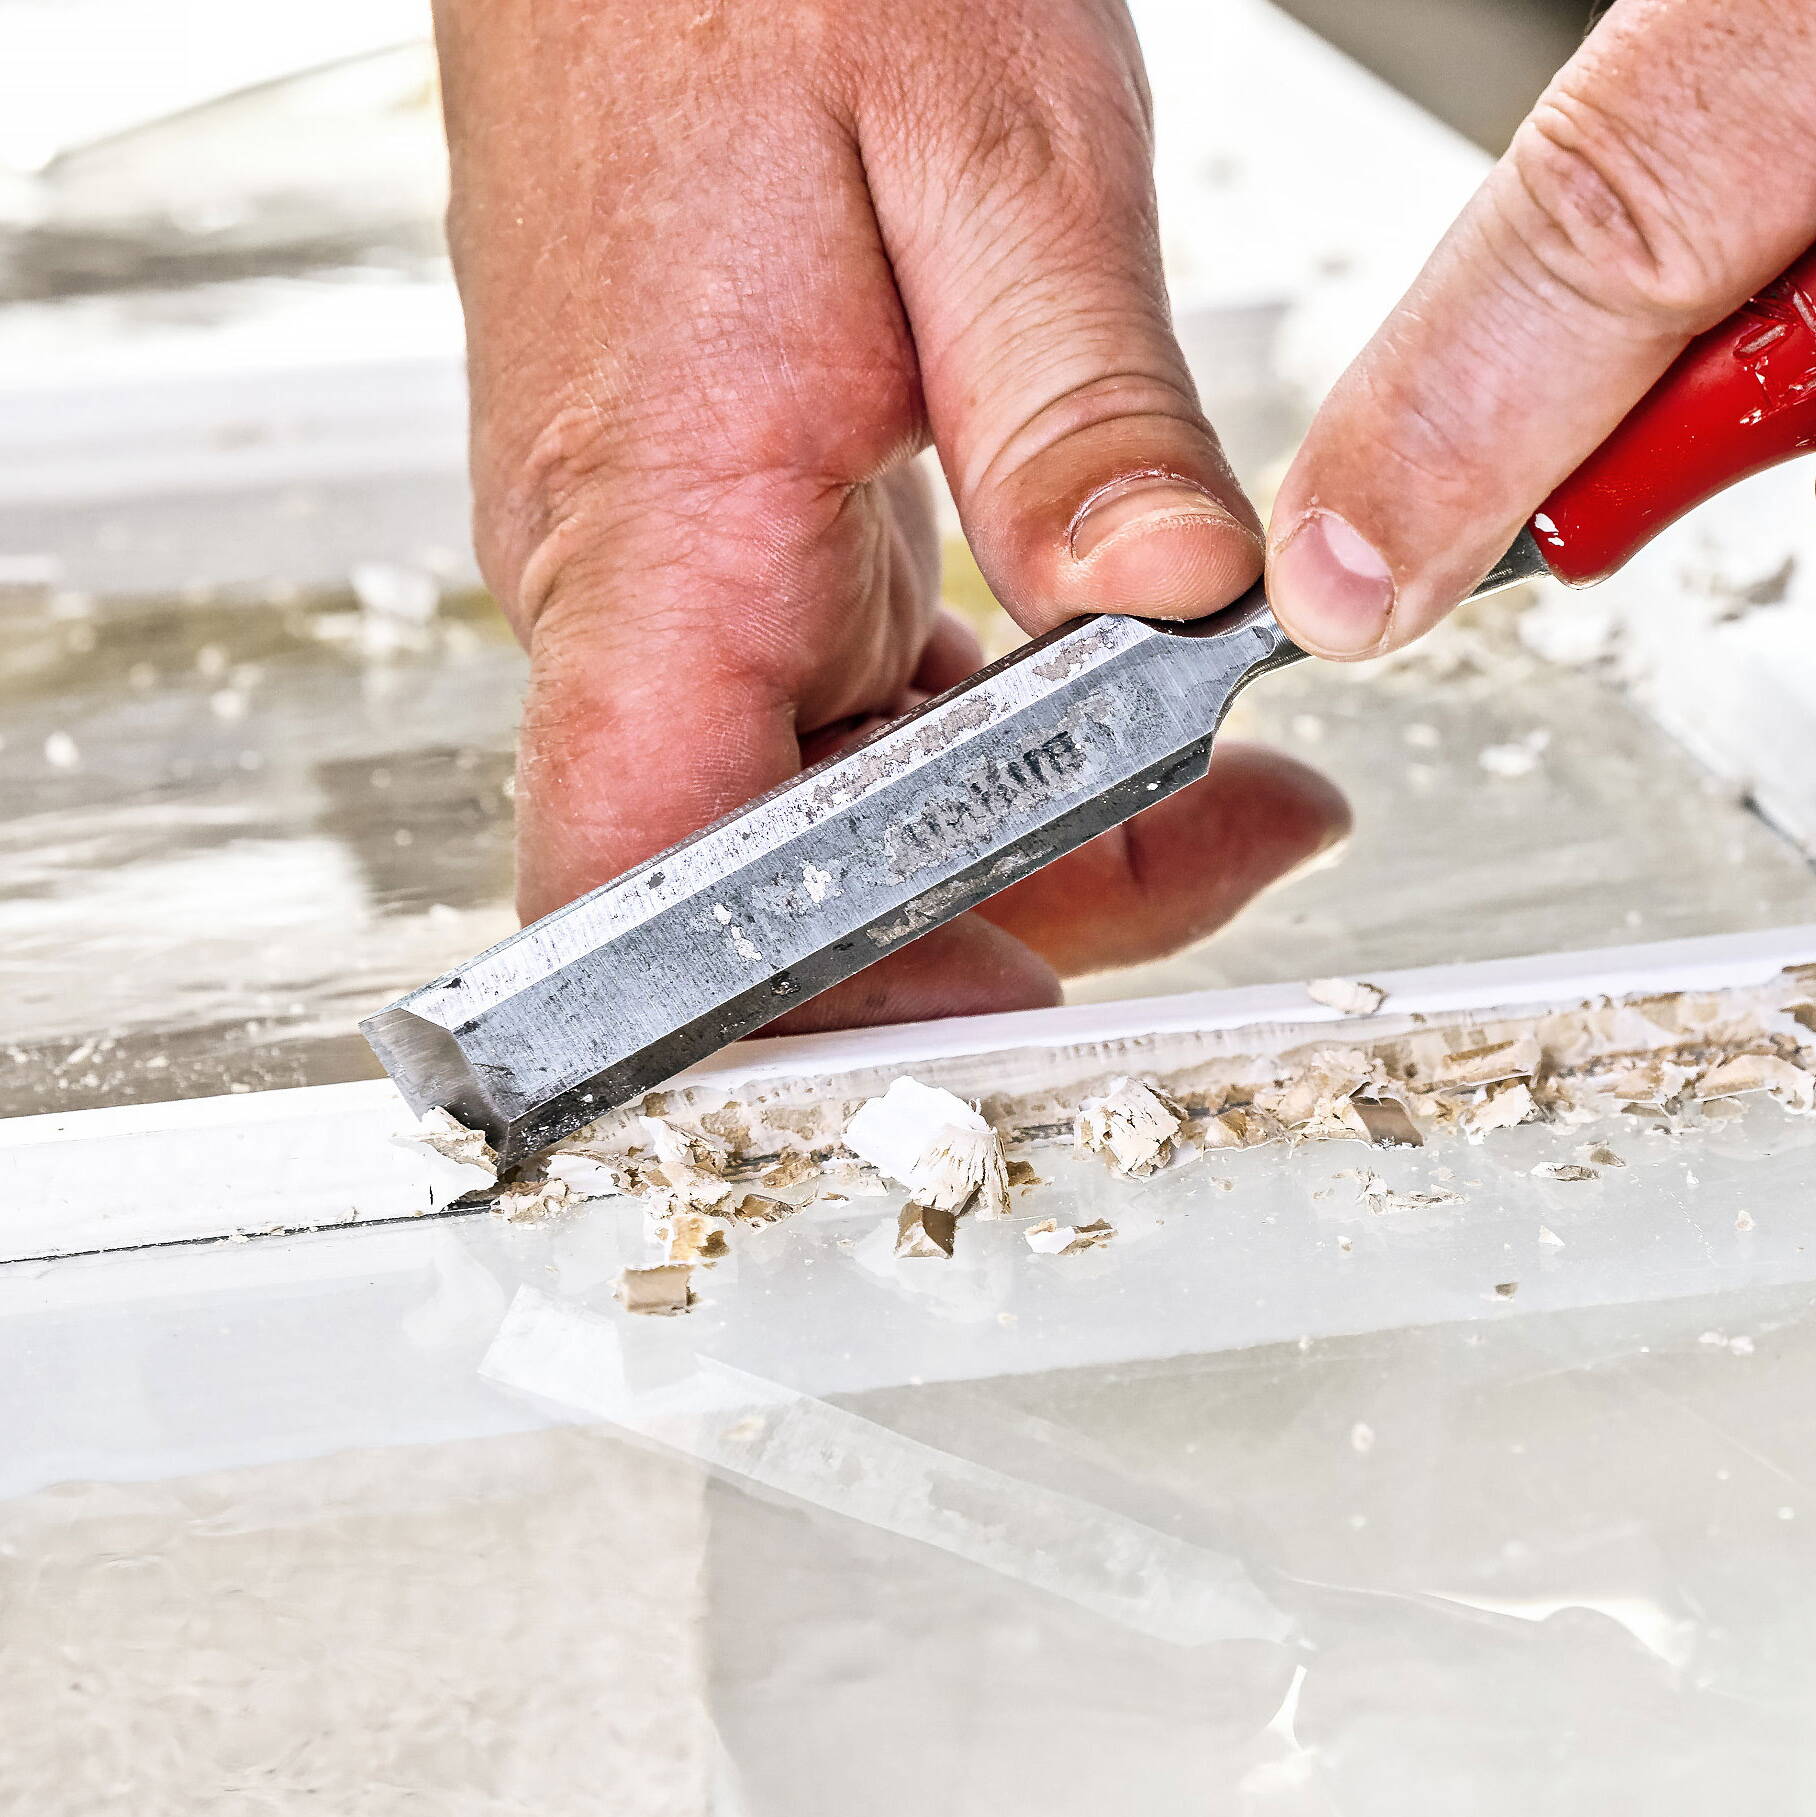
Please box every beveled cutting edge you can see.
[365,540,1547,1167]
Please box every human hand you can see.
[433,0,1346,1030]
[1269,0,1816,659]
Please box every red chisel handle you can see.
[1533,245,1816,586]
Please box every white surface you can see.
[5,923,1816,1267]
[841,1078,987,1187]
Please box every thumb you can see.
[1268,0,1816,660]
[861,1,1263,633]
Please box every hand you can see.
[432,0,1346,1031]
[1269,0,1816,659]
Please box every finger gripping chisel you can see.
[366,244,1816,1167]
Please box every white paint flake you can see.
[1075,1076,1187,1177]
[399,1105,498,1186]
[1306,977,1388,1016]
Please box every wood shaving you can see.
[1531,1162,1598,1182]
[544,1151,637,1198]
[1024,1218,1115,1255]
[845,1078,1010,1216]
[402,1106,498,1183]
[1584,1144,1626,1169]
[1494,1280,1520,1298]
[638,1115,735,1207]
[492,1177,573,1224]
[1328,1170,1458,1214]
[1200,1106,1282,1149]
[1407,1035,1542,1093]
[1075,1076,1188,1176]
[921,1126,1011,1218]
[1355,1097,1423,1147]
[758,1149,820,1191]
[1306,977,1388,1016]
[1374,1189,1461,1213]
[1696,1053,1816,1112]
[616,1263,696,1316]
[728,1192,795,1228]
[1457,1081,1534,1138]
[895,1201,958,1258]
[652,1208,727,1265]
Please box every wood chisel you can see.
[366,245,1816,1167]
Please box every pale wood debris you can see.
[616,1263,696,1316]
[728,1192,795,1228]
[1200,1106,1283,1149]
[845,1077,1011,1223]
[402,1106,498,1183]
[895,1201,958,1258]
[914,1126,1012,1219]
[1259,1059,1378,1143]
[653,1208,728,1265]
[491,1176,574,1224]
[1355,1097,1423,1147]
[1695,1053,1816,1112]
[1075,1076,1188,1177]
[1024,1218,1115,1255]
[1306,977,1389,1016]
[544,1151,638,1198]
[479,968,1816,1307]
[1457,1081,1534,1138]
[1331,1169,1460,1213]
[638,1115,736,1207]
[1409,1034,1543,1093]
[758,1149,820,1191]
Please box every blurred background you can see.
[5,0,1813,1122]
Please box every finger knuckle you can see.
[1501,87,1728,330]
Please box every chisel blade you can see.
[363,586,1302,1166]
